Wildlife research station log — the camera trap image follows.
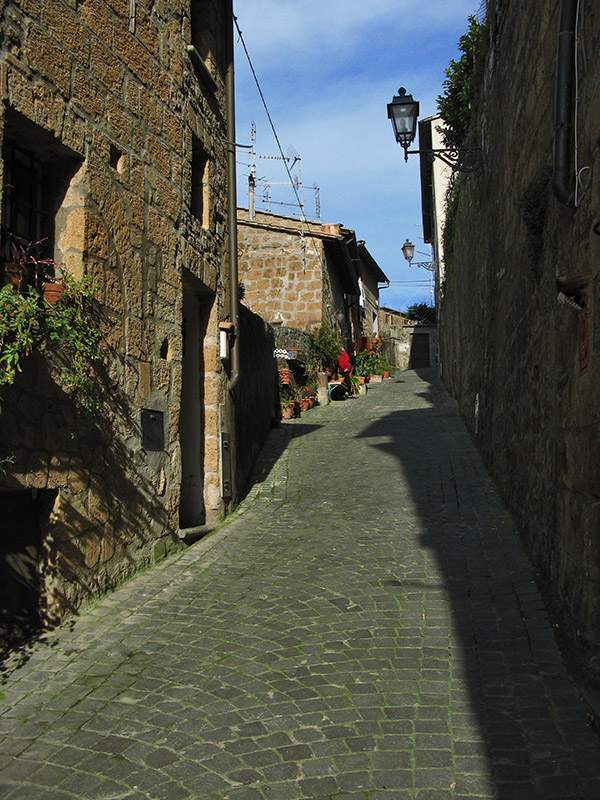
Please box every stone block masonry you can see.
[238,209,327,331]
[0,1,235,632]
[440,0,600,685]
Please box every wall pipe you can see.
[226,2,240,389]
[553,0,577,207]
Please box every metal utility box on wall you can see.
[141,409,164,452]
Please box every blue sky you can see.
[233,1,481,311]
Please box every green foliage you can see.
[45,273,102,410]
[441,177,462,265]
[0,285,39,395]
[354,337,393,377]
[0,271,102,414]
[404,303,436,324]
[308,325,341,371]
[353,348,376,377]
[437,15,487,149]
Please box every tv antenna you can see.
[241,124,321,221]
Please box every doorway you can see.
[179,273,214,529]
[0,489,56,648]
[410,332,431,368]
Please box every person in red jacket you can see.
[338,349,352,395]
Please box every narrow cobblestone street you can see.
[1,369,599,800]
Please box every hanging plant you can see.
[0,239,102,415]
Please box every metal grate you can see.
[1,140,47,261]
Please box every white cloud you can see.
[235,0,478,61]
[234,1,480,309]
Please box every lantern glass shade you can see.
[401,239,415,263]
[387,89,419,147]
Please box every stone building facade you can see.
[0,0,276,640]
[238,209,358,338]
[439,0,600,684]
[237,208,386,348]
[356,240,388,338]
[379,307,436,370]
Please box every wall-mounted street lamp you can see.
[401,239,436,272]
[387,88,482,173]
[401,239,436,304]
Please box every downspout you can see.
[226,2,240,388]
[553,0,577,207]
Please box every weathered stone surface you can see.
[440,0,600,683]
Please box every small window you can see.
[191,1,218,72]
[192,138,209,228]
[1,112,82,277]
[2,141,48,262]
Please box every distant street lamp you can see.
[388,87,482,173]
[401,239,415,264]
[401,239,436,272]
[402,239,435,303]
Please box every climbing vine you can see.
[437,15,488,149]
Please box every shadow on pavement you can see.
[238,421,324,506]
[356,369,600,800]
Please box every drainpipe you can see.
[553,0,577,207]
[248,173,256,221]
[226,2,240,389]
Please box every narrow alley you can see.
[1,370,599,800]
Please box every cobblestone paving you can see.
[1,369,599,800]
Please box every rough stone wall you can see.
[440,0,600,683]
[232,305,279,496]
[238,209,326,330]
[0,0,232,623]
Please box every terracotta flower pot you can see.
[279,368,292,385]
[299,398,310,412]
[42,282,65,305]
[3,263,27,289]
[281,403,294,419]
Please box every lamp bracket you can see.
[406,146,483,173]
[410,261,437,272]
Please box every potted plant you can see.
[281,399,294,419]
[308,325,342,374]
[278,366,293,385]
[279,382,296,420]
[349,372,362,396]
[298,387,312,412]
[353,348,372,380]
[0,239,102,415]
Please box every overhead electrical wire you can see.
[234,11,329,321]
[233,15,305,222]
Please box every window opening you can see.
[1,112,83,285]
[1,140,48,262]
[192,138,210,227]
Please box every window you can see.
[189,0,222,92]
[1,140,48,262]
[191,1,216,71]
[1,111,82,281]
[192,138,209,228]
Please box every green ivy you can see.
[0,285,39,395]
[0,272,102,415]
[437,15,488,149]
